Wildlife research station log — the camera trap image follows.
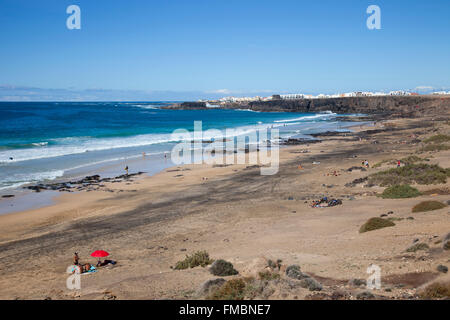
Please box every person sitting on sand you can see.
[96,259,117,267]
[297,163,303,170]
[81,263,94,273]
[71,263,92,274]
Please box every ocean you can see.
[0,102,361,193]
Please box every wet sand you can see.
[0,116,449,300]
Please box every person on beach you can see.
[125,166,129,175]
[73,252,80,265]
[364,160,369,168]
[397,160,401,168]
[96,259,117,267]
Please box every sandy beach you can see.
[0,115,449,300]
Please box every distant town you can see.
[202,90,450,104]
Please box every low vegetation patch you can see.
[174,250,213,270]
[424,134,450,144]
[285,265,310,280]
[422,187,450,195]
[412,201,447,213]
[267,259,283,270]
[368,164,450,186]
[373,156,429,169]
[400,155,429,165]
[406,243,430,252]
[372,159,394,168]
[380,184,422,199]
[207,278,257,300]
[209,259,239,276]
[419,282,450,299]
[258,271,281,281]
[359,217,395,233]
[421,144,450,152]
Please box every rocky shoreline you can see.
[23,172,145,193]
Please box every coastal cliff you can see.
[164,96,450,118]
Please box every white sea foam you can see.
[0,124,275,163]
[0,170,64,191]
[235,109,260,112]
[274,112,337,123]
[132,104,160,109]
[0,116,316,164]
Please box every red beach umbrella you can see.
[91,250,109,258]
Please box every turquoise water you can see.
[0,102,352,191]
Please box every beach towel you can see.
[68,265,97,275]
[82,265,97,275]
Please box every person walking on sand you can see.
[125,166,129,175]
[73,252,80,265]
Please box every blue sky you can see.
[0,0,449,100]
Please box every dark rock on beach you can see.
[345,177,368,187]
[437,265,448,273]
[347,166,367,172]
[280,138,321,146]
[23,172,145,193]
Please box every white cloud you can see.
[414,86,434,90]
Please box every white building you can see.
[280,93,305,100]
[389,90,409,96]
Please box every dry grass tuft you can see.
[412,201,447,213]
[359,217,395,233]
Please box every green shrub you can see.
[174,250,213,270]
[258,271,280,281]
[412,201,447,213]
[267,259,282,270]
[380,185,422,199]
[359,217,395,233]
[424,134,450,144]
[210,259,239,276]
[207,278,256,300]
[368,164,450,186]
[400,155,429,165]
[406,243,430,252]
